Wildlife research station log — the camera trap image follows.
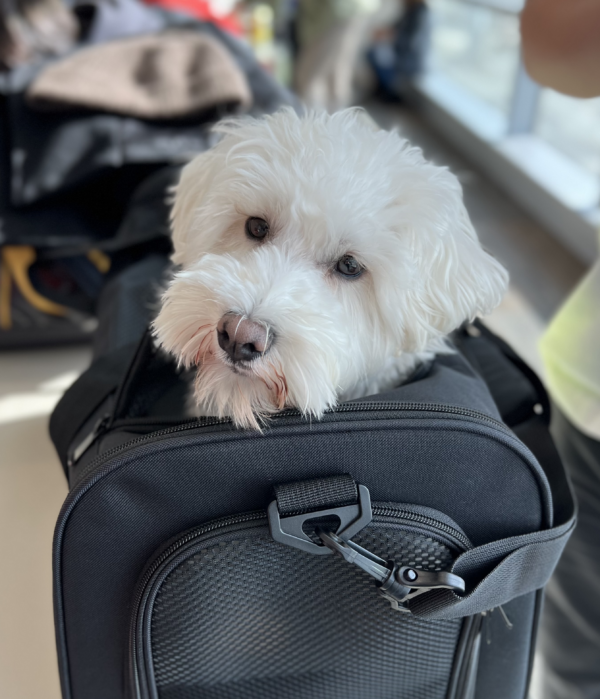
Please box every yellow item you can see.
[87,248,111,274]
[0,246,68,330]
[540,257,600,440]
[0,258,12,329]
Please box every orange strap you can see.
[0,257,12,329]
[1,246,68,326]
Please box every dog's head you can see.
[154,109,508,428]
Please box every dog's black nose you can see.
[217,313,271,364]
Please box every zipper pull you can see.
[318,529,465,611]
[68,414,110,467]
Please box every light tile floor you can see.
[0,103,588,699]
[0,346,91,699]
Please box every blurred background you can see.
[0,1,596,697]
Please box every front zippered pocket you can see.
[130,504,476,699]
[54,348,555,699]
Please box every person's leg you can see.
[329,16,370,111]
[294,31,329,109]
[295,18,366,112]
[538,407,600,699]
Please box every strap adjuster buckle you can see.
[268,484,372,555]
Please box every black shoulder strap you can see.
[408,496,576,619]
[453,321,550,427]
[271,475,576,620]
[454,321,574,531]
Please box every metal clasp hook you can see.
[318,529,466,611]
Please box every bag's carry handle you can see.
[270,475,576,620]
[454,320,551,427]
[475,320,551,423]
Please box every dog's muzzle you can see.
[217,313,272,364]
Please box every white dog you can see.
[153,108,508,429]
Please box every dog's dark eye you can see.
[246,217,269,240]
[336,255,363,278]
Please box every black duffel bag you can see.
[49,319,575,699]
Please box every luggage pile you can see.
[0,0,296,349]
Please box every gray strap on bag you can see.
[274,474,358,516]
[408,514,576,619]
[270,474,576,619]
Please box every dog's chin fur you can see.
[153,108,509,430]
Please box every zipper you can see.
[450,606,513,699]
[447,613,485,699]
[70,401,510,478]
[370,504,472,551]
[130,505,472,699]
[67,414,111,467]
[463,615,483,699]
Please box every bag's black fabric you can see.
[50,320,575,699]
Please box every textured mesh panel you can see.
[150,524,462,699]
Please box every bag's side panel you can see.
[474,592,539,699]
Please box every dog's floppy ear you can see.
[170,149,219,267]
[400,190,508,351]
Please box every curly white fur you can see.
[153,108,508,429]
